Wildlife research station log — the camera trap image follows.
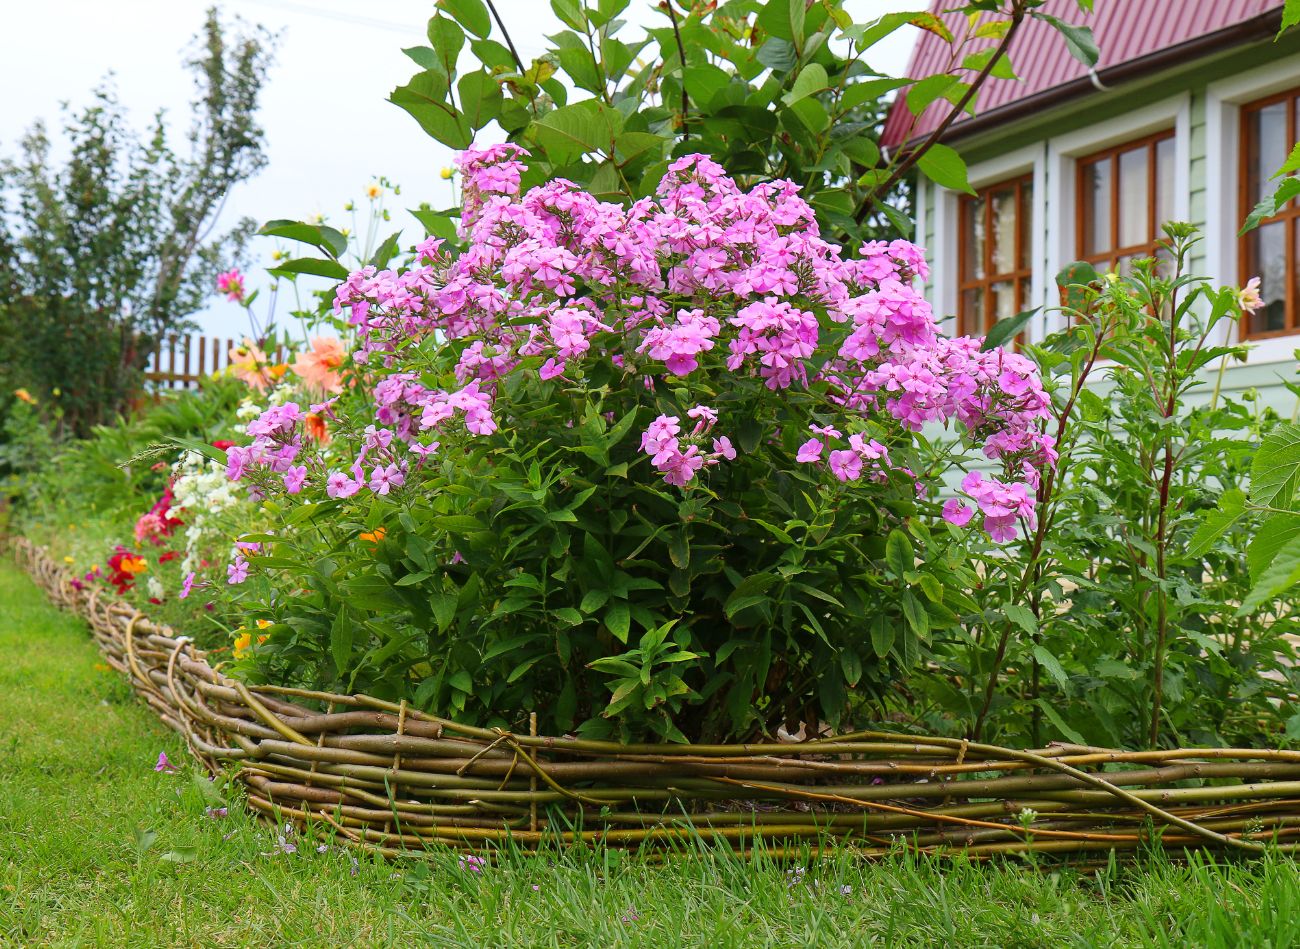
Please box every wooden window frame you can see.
[1239,86,1300,340]
[957,173,1033,338]
[1074,128,1175,272]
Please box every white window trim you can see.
[1206,50,1300,363]
[1043,93,1192,337]
[927,143,1043,340]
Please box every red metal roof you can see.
[881,0,1283,148]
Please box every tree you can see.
[0,7,274,436]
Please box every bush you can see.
[218,149,1053,743]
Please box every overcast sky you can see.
[0,0,920,339]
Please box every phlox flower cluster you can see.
[640,407,736,486]
[222,144,1056,554]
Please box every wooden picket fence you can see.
[143,334,284,390]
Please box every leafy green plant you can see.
[385,0,1096,245]
[938,226,1300,750]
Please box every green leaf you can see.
[962,46,1016,80]
[1249,513,1300,580]
[390,71,473,148]
[431,591,457,633]
[1032,13,1100,67]
[784,63,827,105]
[409,208,459,240]
[266,257,350,281]
[668,528,689,570]
[550,0,586,30]
[531,101,623,165]
[1281,0,1300,37]
[1251,422,1300,507]
[839,77,909,112]
[870,615,894,659]
[434,514,487,533]
[1032,645,1069,690]
[885,529,914,579]
[840,650,863,687]
[980,308,1037,351]
[901,590,929,639]
[457,71,503,131]
[1187,488,1247,557]
[581,589,610,613]
[605,602,631,643]
[1241,534,1300,614]
[916,142,974,195]
[438,0,491,38]
[1002,604,1038,636]
[427,15,466,76]
[448,670,473,693]
[160,847,198,864]
[330,613,353,676]
[613,131,666,166]
[1036,699,1088,745]
[1240,194,1279,236]
[554,607,583,626]
[724,573,778,619]
[905,74,961,117]
[369,231,403,269]
[756,38,797,73]
[258,219,348,258]
[788,0,806,45]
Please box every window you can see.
[957,174,1033,337]
[1076,130,1176,273]
[1240,88,1300,338]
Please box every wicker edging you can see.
[16,535,1300,861]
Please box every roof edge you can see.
[901,8,1284,151]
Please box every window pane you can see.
[1020,179,1034,270]
[1018,277,1032,313]
[1247,101,1289,207]
[1246,219,1287,333]
[990,280,1017,325]
[960,288,984,336]
[1155,136,1175,233]
[1118,145,1150,249]
[1081,158,1111,256]
[990,186,1018,275]
[962,196,985,280]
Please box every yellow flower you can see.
[256,619,273,630]
[93,662,110,673]
[270,363,290,380]
[359,527,386,547]
[232,629,253,660]
[120,556,148,576]
[271,249,287,261]
[439,167,454,180]
[13,388,36,405]
[340,227,351,238]
[63,556,75,564]
[366,183,382,200]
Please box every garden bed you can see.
[15,536,1300,861]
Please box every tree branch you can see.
[665,1,691,141]
[858,1,1028,221]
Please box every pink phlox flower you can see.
[154,751,179,774]
[796,439,824,464]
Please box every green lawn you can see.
[4,556,1300,948]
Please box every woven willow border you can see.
[16,536,1300,860]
